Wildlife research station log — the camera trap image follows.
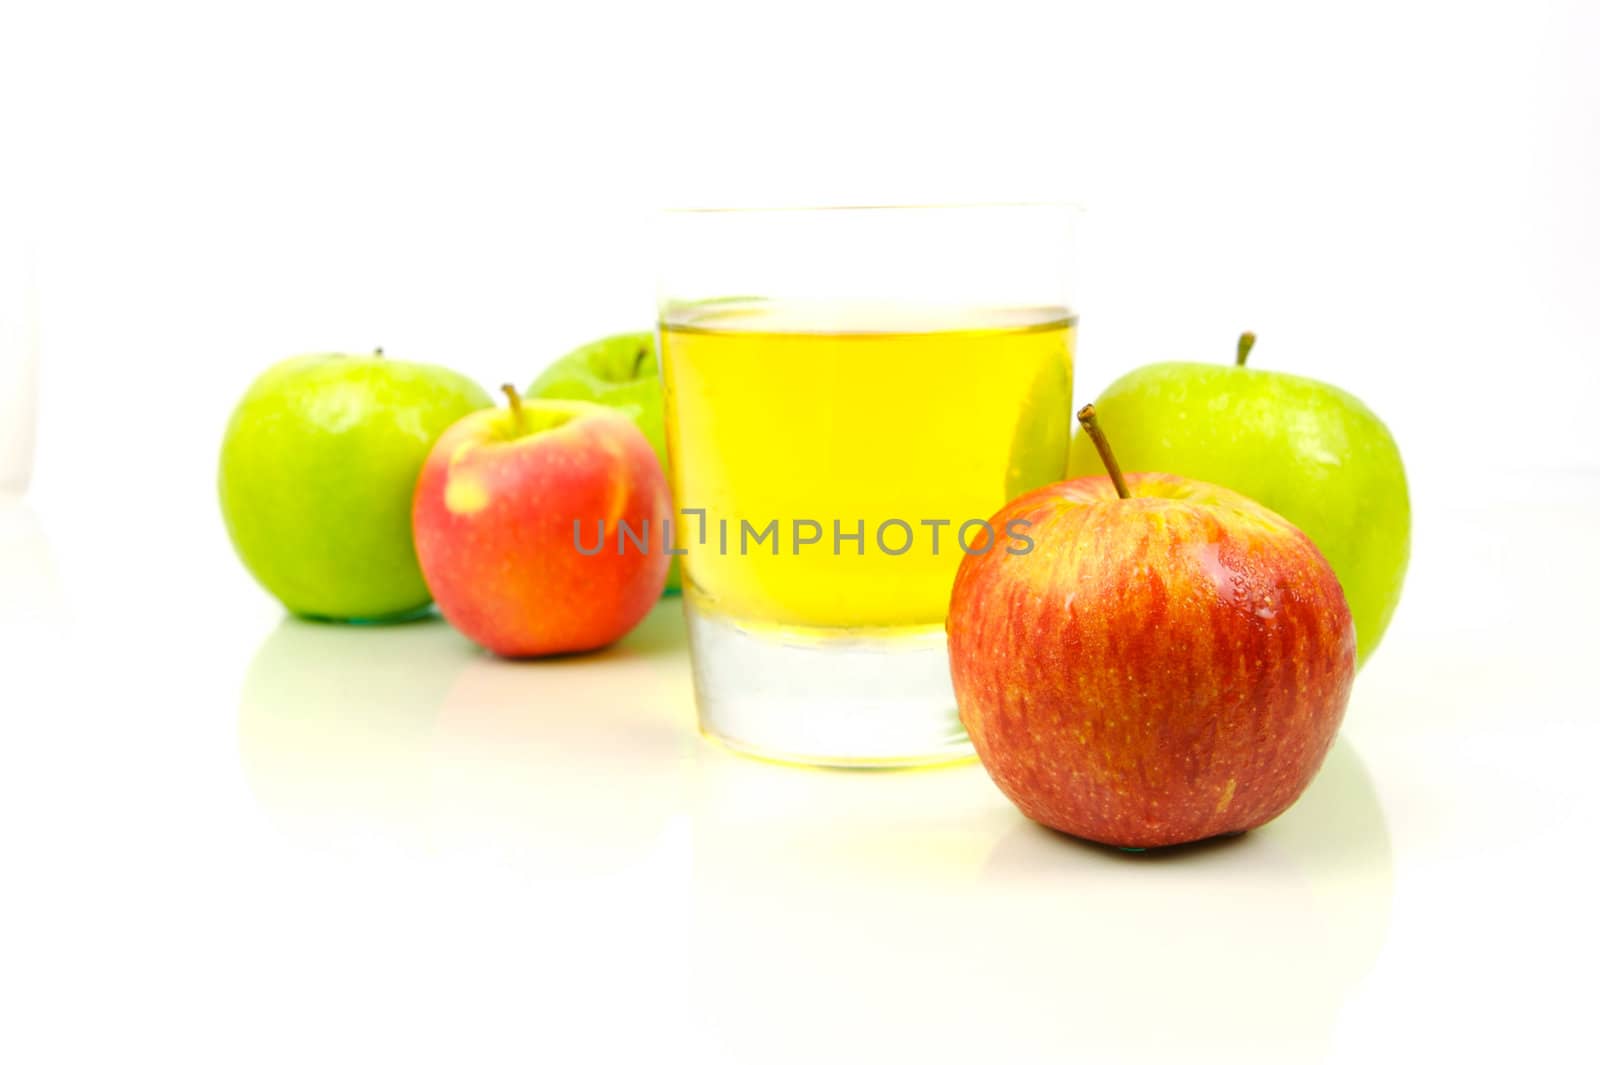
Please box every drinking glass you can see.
[656,204,1077,767]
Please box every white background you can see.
[4,2,1599,1063]
[4,0,1598,511]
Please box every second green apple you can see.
[526,332,679,593]
[1067,334,1409,665]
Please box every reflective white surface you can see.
[2,477,1596,1063]
[0,237,38,496]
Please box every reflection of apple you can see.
[526,332,680,593]
[237,616,472,846]
[686,737,1391,1064]
[951,409,1356,848]
[1068,334,1409,664]
[413,390,670,657]
[970,737,1393,1062]
[0,503,61,630]
[219,352,491,621]
[428,601,692,877]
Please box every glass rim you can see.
[657,200,1084,216]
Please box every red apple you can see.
[413,388,670,657]
[947,406,1356,849]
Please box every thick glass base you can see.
[685,601,973,768]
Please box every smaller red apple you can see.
[947,405,1357,849]
[413,387,670,657]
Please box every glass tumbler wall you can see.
[657,205,1077,766]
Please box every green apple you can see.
[1067,334,1409,665]
[219,351,491,621]
[526,331,679,593]
[1005,348,1074,501]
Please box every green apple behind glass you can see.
[219,351,491,621]
[526,332,680,593]
[1068,334,1409,665]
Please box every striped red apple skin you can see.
[948,472,1356,849]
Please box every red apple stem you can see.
[1236,332,1256,367]
[501,384,526,433]
[1076,404,1131,499]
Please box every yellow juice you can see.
[660,301,1076,631]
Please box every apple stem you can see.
[501,384,526,433]
[1077,404,1131,500]
[1236,332,1256,367]
[633,342,649,378]
[373,347,384,359]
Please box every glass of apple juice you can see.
[656,204,1077,767]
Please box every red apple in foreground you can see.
[413,388,670,657]
[947,406,1356,849]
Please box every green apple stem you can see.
[373,347,384,358]
[633,342,649,378]
[1235,332,1256,367]
[501,384,526,434]
[1076,404,1131,500]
